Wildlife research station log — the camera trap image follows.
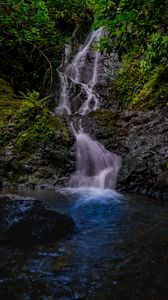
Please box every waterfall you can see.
[55,28,121,189]
[69,133,121,189]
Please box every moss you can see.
[165,161,168,170]
[0,78,21,122]
[115,60,145,106]
[13,103,70,151]
[131,65,168,109]
[89,109,119,127]
[0,80,70,152]
[111,60,168,110]
[0,78,22,146]
[15,111,70,152]
[0,78,14,99]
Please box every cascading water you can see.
[55,27,103,116]
[70,133,121,189]
[55,27,121,189]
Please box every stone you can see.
[0,194,75,245]
[0,133,74,188]
[84,108,168,200]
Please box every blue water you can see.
[0,188,167,300]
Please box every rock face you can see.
[85,108,168,200]
[0,134,75,189]
[0,194,75,244]
[95,52,121,108]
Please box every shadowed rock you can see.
[0,194,75,245]
[84,108,168,200]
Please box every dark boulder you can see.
[0,194,75,245]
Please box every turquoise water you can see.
[0,188,167,300]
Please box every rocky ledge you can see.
[0,194,75,245]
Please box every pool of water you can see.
[0,188,167,300]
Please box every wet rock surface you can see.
[0,194,75,244]
[85,108,168,199]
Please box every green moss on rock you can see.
[0,78,21,123]
[89,109,119,127]
[0,80,70,152]
[111,60,168,110]
[115,60,145,107]
[0,78,14,99]
[131,65,168,109]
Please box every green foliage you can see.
[0,0,91,46]
[93,0,168,57]
[91,0,168,109]
[140,34,168,74]
[19,90,51,105]
[0,0,93,92]
[0,0,93,154]
[1,0,167,111]
[1,1,51,46]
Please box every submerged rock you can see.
[0,194,75,244]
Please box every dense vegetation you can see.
[0,0,167,153]
[0,0,92,151]
[0,0,92,93]
[90,0,168,108]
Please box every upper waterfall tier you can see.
[55,27,104,116]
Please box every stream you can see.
[0,188,167,300]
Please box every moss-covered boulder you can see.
[0,80,75,188]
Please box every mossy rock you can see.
[0,80,71,152]
[110,59,168,110]
[115,61,145,107]
[0,78,21,123]
[89,109,119,128]
[131,65,168,109]
[0,78,14,99]
[13,105,71,152]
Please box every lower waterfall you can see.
[55,27,121,189]
[69,132,121,189]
